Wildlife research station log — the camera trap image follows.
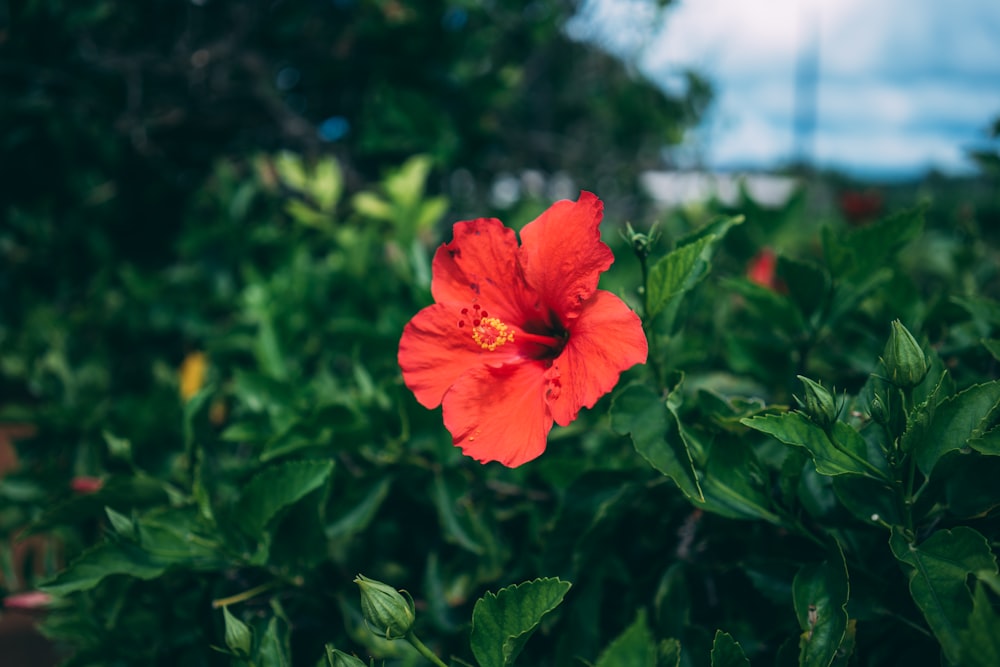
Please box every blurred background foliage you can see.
[2,1,1000,666]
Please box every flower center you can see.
[473,317,514,351]
[458,305,515,351]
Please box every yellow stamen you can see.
[472,317,515,351]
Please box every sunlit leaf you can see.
[594,610,657,667]
[470,578,571,667]
[646,235,714,319]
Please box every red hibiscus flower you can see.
[398,191,648,467]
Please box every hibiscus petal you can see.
[399,303,520,408]
[519,191,614,321]
[545,290,648,426]
[442,361,553,467]
[430,218,540,323]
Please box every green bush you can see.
[1,150,999,667]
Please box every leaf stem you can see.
[211,580,281,609]
[636,247,665,390]
[405,631,449,667]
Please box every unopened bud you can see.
[623,222,658,260]
[796,375,838,429]
[882,320,928,389]
[326,646,368,667]
[354,574,415,640]
[869,394,888,426]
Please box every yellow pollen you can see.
[472,317,515,351]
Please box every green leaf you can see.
[104,506,137,541]
[470,578,571,667]
[594,610,657,667]
[779,256,829,321]
[258,613,292,667]
[40,507,222,595]
[39,541,170,596]
[659,638,682,667]
[793,545,849,667]
[432,471,487,555]
[27,474,168,534]
[970,425,1000,455]
[646,235,714,318]
[236,460,335,539]
[741,413,886,479]
[957,584,1000,667]
[610,383,703,501]
[710,630,750,667]
[223,607,253,658]
[890,526,999,665]
[953,295,1000,329]
[352,191,394,221]
[696,439,781,523]
[326,475,393,541]
[822,206,924,279]
[912,380,1000,476]
[983,338,1000,362]
[724,278,806,336]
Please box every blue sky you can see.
[569,0,1000,178]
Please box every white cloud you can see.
[576,0,1000,176]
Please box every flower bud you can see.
[882,320,928,389]
[623,222,658,260]
[326,646,368,667]
[869,394,888,426]
[354,574,415,640]
[796,375,838,429]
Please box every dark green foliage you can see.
[2,3,1000,666]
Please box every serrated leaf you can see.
[741,413,886,479]
[970,425,1000,455]
[236,460,335,539]
[823,206,924,279]
[912,381,1000,476]
[39,508,221,595]
[793,545,849,667]
[646,235,714,318]
[610,384,703,501]
[890,526,999,666]
[594,610,657,667]
[39,541,169,596]
[710,630,750,667]
[470,578,571,667]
